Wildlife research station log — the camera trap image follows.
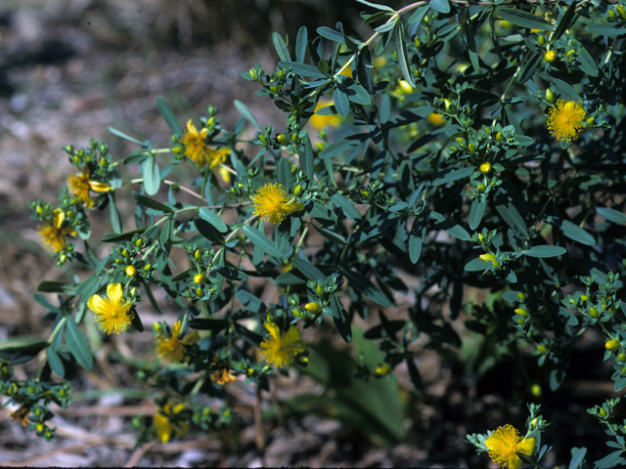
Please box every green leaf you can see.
[292,257,326,282]
[194,217,225,245]
[0,337,48,364]
[198,207,228,233]
[569,448,587,469]
[33,293,61,313]
[141,155,160,196]
[319,139,356,160]
[108,126,145,146]
[596,207,626,224]
[156,96,182,135]
[560,220,595,246]
[577,45,599,77]
[464,257,489,271]
[553,78,582,102]
[432,167,476,186]
[429,0,450,14]
[497,8,552,29]
[243,225,281,257]
[430,211,470,241]
[521,245,567,258]
[300,134,315,181]
[272,32,291,62]
[317,26,344,43]
[586,22,626,36]
[37,281,76,295]
[469,198,486,230]
[65,318,94,371]
[333,87,350,117]
[341,268,391,307]
[593,450,625,469]
[331,295,352,343]
[496,203,528,235]
[355,0,394,12]
[279,61,327,79]
[277,157,294,189]
[295,26,307,63]
[394,21,415,87]
[47,349,65,378]
[132,192,173,213]
[103,227,149,243]
[330,192,361,222]
[551,0,577,42]
[236,290,267,314]
[108,192,123,234]
[356,48,375,95]
[234,99,263,131]
[276,271,307,285]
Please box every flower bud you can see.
[479,162,491,174]
[316,285,324,295]
[585,117,595,126]
[531,384,542,398]
[581,295,589,301]
[196,287,204,297]
[495,132,503,142]
[606,339,620,353]
[544,50,557,62]
[194,273,205,284]
[480,253,500,268]
[477,184,486,193]
[618,353,626,363]
[125,265,136,277]
[36,423,45,433]
[599,407,608,418]
[276,134,289,145]
[468,143,476,153]
[122,249,129,257]
[398,79,414,94]
[546,88,555,102]
[515,308,529,317]
[194,249,202,259]
[293,184,302,196]
[305,302,322,314]
[589,307,599,318]
[144,264,152,270]
[537,344,547,354]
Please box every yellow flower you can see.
[153,401,188,443]
[309,99,343,131]
[68,168,111,208]
[426,112,446,127]
[38,209,77,253]
[547,100,586,142]
[210,367,237,385]
[486,425,536,469]
[260,322,306,368]
[180,119,229,170]
[88,283,134,334]
[252,183,304,224]
[156,321,200,363]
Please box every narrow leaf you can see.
[272,32,291,62]
[156,96,182,135]
[65,319,94,371]
[522,245,567,258]
[560,220,595,246]
[498,8,552,29]
[234,100,263,131]
[394,21,415,87]
[243,225,281,257]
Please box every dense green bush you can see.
[2,0,626,466]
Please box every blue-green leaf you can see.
[469,198,486,230]
[198,207,228,233]
[330,192,361,222]
[156,96,182,135]
[498,8,552,29]
[292,258,325,282]
[65,318,93,371]
[272,32,291,62]
[432,167,476,186]
[342,268,391,307]
[522,245,567,258]
[560,220,595,246]
[429,0,450,14]
[586,22,626,36]
[234,100,263,131]
[596,207,626,224]
[141,155,160,196]
[243,225,281,257]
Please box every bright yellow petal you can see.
[88,181,112,193]
[265,322,280,341]
[186,119,196,133]
[53,209,65,229]
[517,437,536,456]
[87,294,105,313]
[107,283,123,303]
[172,321,182,338]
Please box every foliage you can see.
[3,0,626,465]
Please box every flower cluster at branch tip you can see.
[260,322,306,368]
[38,209,77,253]
[153,401,188,443]
[67,168,111,208]
[88,283,133,334]
[547,99,586,142]
[485,424,536,469]
[155,321,200,363]
[180,119,230,170]
[252,183,304,224]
